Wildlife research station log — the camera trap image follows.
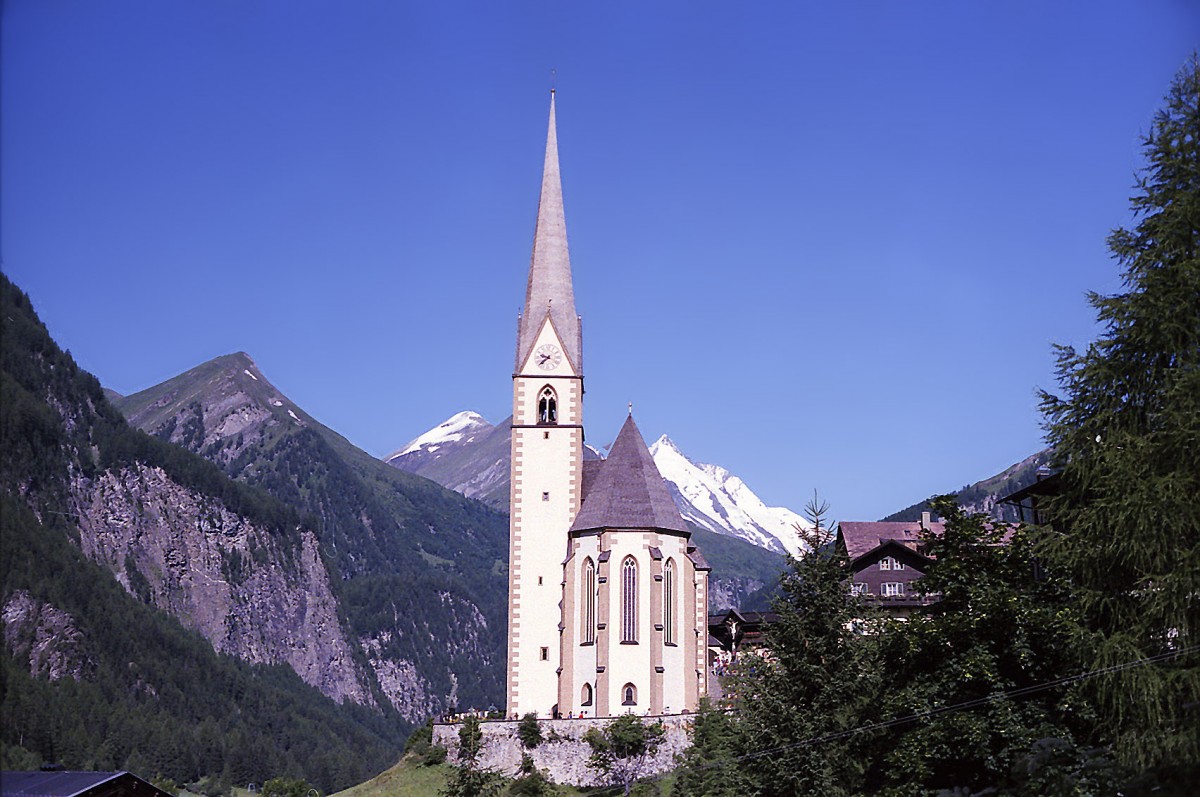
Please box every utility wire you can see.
[650,642,1199,782]
[737,643,1199,760]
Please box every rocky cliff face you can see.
[115,353,511,720]
[68,463,369,705]
[3,590,95,683]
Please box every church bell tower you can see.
[506,91,584,718]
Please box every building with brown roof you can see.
[837,512,941,618]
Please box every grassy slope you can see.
[332,757,452,797]
[330,754,676,797]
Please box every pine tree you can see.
[730,493,878,796]
[1038,55,1200,781]
[672,698,746,797]
[440,717,503,797]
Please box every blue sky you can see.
[3,1,1197,522]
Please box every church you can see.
[506,92,711,720]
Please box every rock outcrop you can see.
[69,463,369,706]
[3,590,95,682]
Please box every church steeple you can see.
[517,91,581,373]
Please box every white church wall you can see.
[508,319,584,717]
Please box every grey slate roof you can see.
[569,415,689,534]
[516,91,582,373]
[0,772,166,797]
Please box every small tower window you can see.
[622,683,638,706]
[538,386,558,425]
[581,682,593,706]
[540,646,549,661]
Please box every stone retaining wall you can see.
[432,714,694,787]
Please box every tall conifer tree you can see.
[1038,56,1200,779]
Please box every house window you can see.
[850,582,867,595]
[882,582,905,597]
[663,558,676,645]
[880,556,904,571]
[540,646,549,661]
[581,683,593,706]
[542,491,550,501]
[621,557,638,643]
[622,683,638,706]
[538,386,558,425]
[582,558,596,644]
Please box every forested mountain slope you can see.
[0,274,402,791]
[114,353,510,720]
[881,449,1054,522]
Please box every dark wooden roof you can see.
[569,415,689,534]
[0,772,171,797]
[998,471,1062,505]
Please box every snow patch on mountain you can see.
[649,435,809,557]
[388,411,492,461]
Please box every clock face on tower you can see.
[535,344,562,370]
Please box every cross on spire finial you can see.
[550,68,557,93]
[628,402,633,415]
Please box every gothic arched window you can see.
[538,386,558,425]
[663,558,676,646]
[622,682,638,706]
[582,558,596,644]
[621,557,638,643]
[581,682,593,706]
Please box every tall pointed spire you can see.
[517,90,581,372]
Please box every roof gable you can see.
[849,537,933,569]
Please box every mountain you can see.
[384,412,512,510]
[113,356,511,723]
[647,436,808,557]
[387,413,789,611]
[0,275,401,790]
[390,413,808,556]
[880,449,1055,522]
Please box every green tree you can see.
[672,698,745,797]
[729,492,878,796]
[261,777,316,797]
[441,717,503,797]
[582,714,665,797]
[515,713,542,750]
[506,754,554,797]
[1037,55,1200,783]
[867,497,1090,796]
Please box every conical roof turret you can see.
[570,415,689,534]
[517,91,581,372]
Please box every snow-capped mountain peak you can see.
[648,435,809,557]
[388,411,492,459]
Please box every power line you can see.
[657,643,1199,781]
[738,643,1199,760]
